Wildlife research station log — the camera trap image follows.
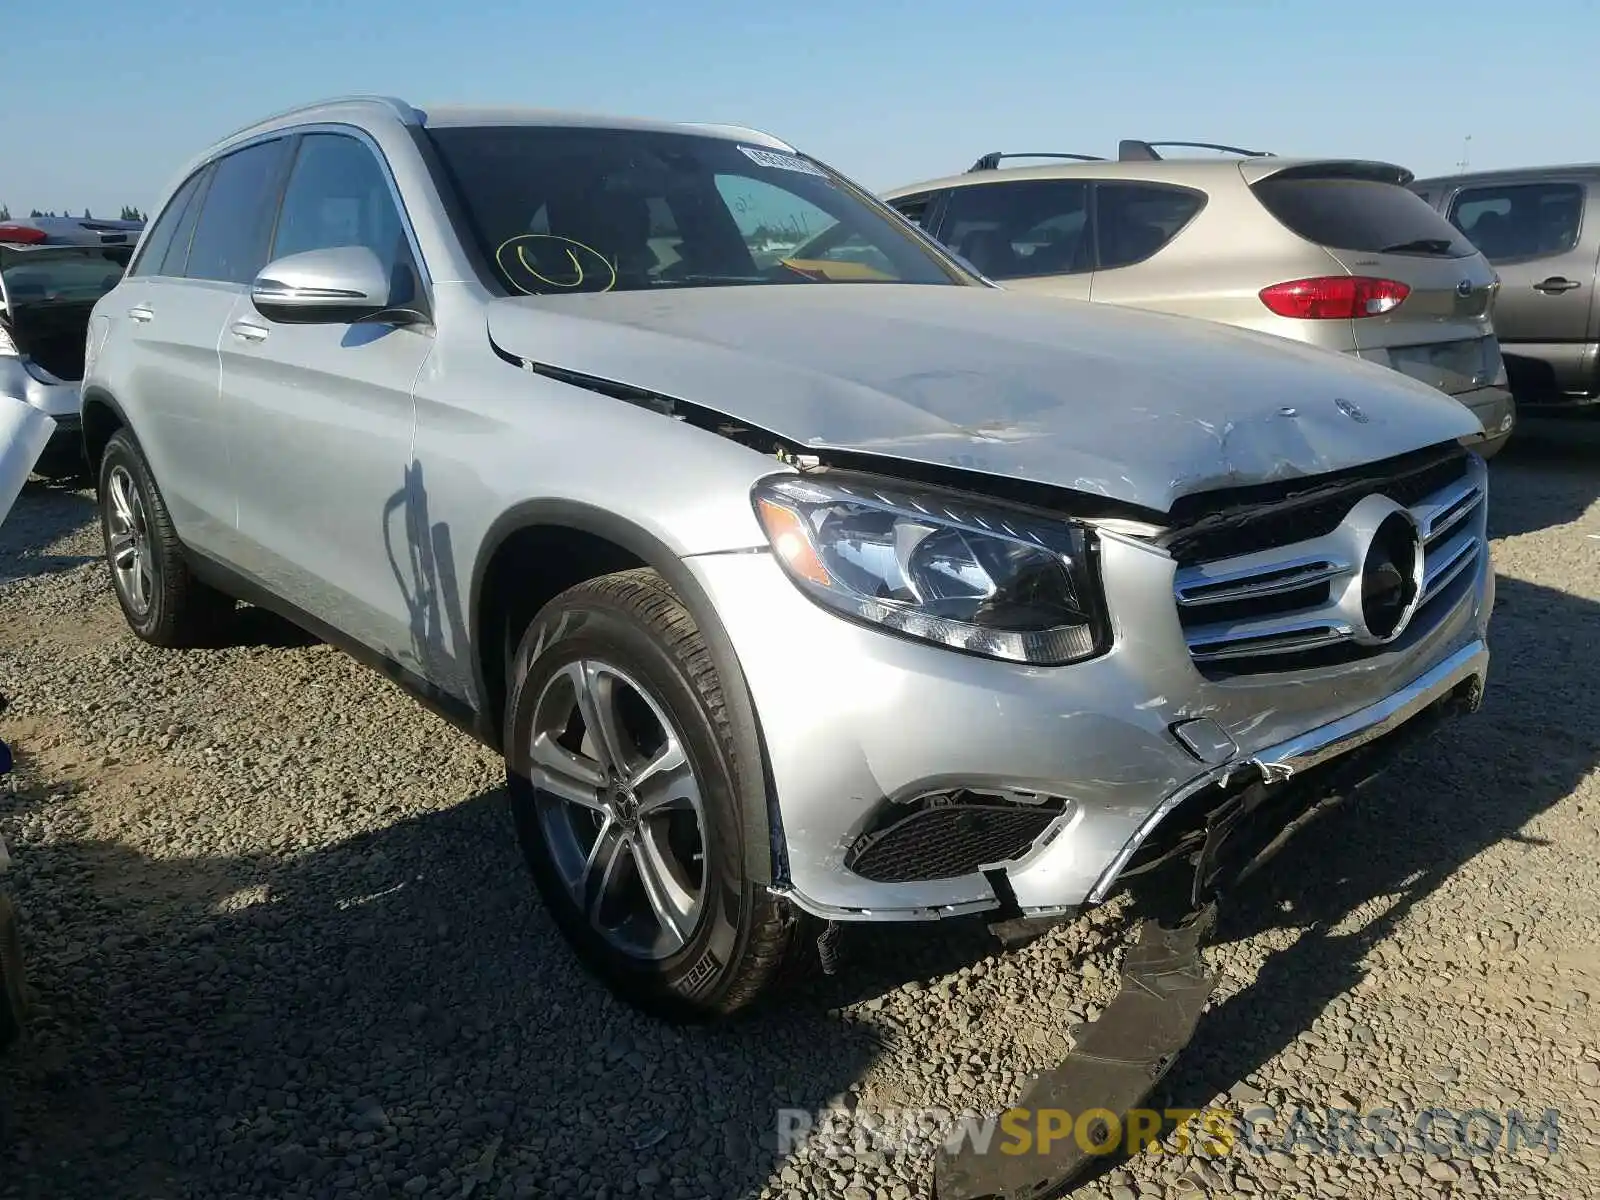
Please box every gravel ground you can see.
[1,419,1598,1200]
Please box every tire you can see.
[97,428,234,647]
[504,568,806,1021]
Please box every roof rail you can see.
[967,151,1106,173]
[1118,139,1274,162]
[217,95,422,144]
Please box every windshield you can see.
[424,125,969,294]
[0,247,133,306]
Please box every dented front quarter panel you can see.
[484,284,1484,512]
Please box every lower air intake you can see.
[846,792,1062,883]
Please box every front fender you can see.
[469,500,785,888]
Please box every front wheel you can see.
[504,568,806,1020]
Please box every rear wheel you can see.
[504,568,805,1020]
[97,429,233,646]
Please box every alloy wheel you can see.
[106,465,155,615]
[527,658,708,961]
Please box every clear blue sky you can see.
[5,0,1594,217]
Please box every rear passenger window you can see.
[1252,172,1475,258]
[1094,183,1204,270]
[184,138,293,284]
[128,170,205,278]
[939,181,1091,280]
[1449,182,1585,263]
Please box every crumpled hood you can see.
[485,284,1484,512]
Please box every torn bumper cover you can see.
[935,912,1216,1200]
[1097,639,1489,915]
[933,645,1487,1200]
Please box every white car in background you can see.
[0,216,142,479]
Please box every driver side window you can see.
[270,133,420,305]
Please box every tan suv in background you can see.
[878,141,1517,456]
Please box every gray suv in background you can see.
[883,143,1516,456]
[82,97,1492,1022]
[1413,165,1600,412]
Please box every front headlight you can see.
[751,473,1106,665]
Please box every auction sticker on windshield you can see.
[737,146,828,177]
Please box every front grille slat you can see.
[1176,556,1352,607]
[1173,453,1486,673]
[1420,532,1479,606]
[1416,478,1484,543]
[1188,621,1354,664]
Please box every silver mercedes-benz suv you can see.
[82,97,1493,1021]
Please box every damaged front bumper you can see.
[1088,638,1488,910]
[690,528,1491,922]
[930,645,1486,1200]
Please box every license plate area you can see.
[1388,336,1498,394]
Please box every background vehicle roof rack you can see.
[1118,139,1275,162]
[967,151,1106,172]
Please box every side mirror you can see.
[250,245,413,325]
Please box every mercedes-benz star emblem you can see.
[1358,513,1423,642]
[1456,279,1474,298]
[1335,398,1369,423]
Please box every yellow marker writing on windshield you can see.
[495,234,617,295]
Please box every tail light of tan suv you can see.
[1259,276,1410,319]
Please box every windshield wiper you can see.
[1380,237,1456,255]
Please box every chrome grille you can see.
[1175,461,1487,670]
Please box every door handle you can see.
[1533,276,1581,294]
[229,321,269,343]
[127,305,154,323]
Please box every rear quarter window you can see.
[128,170,205,278]
[1252,173,1476,259]
[1094,182,1205,270]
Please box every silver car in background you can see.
[0,216,142,478]
[81,98,1491,1024]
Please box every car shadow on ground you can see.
[1484,414,1600,540]
[0,481,98,585]
[0,765,887,1200]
